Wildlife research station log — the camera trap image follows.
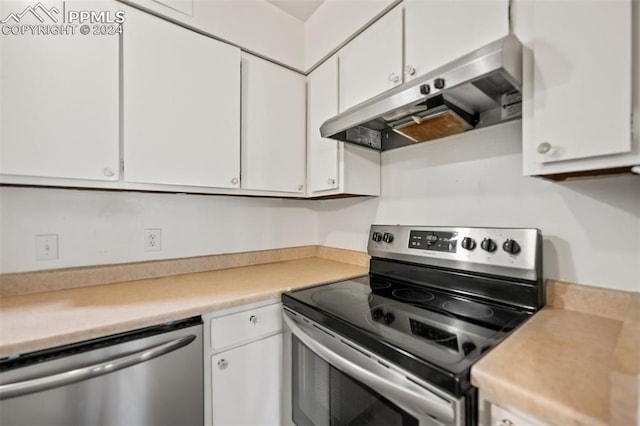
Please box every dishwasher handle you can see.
[0,334,196,400]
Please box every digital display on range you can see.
[410,319,458,351]
[408,230,457,253]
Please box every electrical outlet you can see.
[36,234,59,260]
[144,228,162,252]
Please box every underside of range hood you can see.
[320,35,523,151]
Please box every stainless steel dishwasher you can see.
[0,316,203,426]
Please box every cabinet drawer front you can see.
[210,303,282,351]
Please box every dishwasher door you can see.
[0,317,203,426]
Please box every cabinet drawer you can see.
[210,303,282,352]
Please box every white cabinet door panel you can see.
[530,0,631,164]
[1,0,119,181]
[307,56,339,193]
[404,0,509,81]
[241,53,306,193]
[123,7,240,188]
[211,334,282,426]
[339,5,402,111]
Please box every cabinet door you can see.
[404,0,509,81]
[525,1,632,169]
[211,334,282,426]
[307,56,340,193]
[123,7,240,188]
[338,5,402,111]
[0,0,119,181]
[241,54,306,193]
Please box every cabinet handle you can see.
[537,142,552,154]
[496,419,514,426]
[217,359,228,370]
[405,65,416,77]
[249,315,258,325]
[231,177,239,185]
[388,73,400,84]
[103,168,115,178]
[327,178,336,185]
[297,184,304,191]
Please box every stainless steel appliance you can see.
[282,225,543,426]
[320,35,523,151]
[0,316,203,426]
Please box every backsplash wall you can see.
[316,121,640,293]
[0,188,317,273]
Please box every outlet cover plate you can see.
[144,228,162,252]
[36,234,59,260]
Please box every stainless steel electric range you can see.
[281,225,543,426]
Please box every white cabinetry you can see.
[241,53,306,193]
[307,56,380,196]
[0,0,119,182]
[205,300,282,426]
[338,5,403,111]
[404,0,509,81]
[123,6,241,188]
[478,393,548,426]
[516,0,639,178]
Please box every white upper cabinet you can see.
[123,7,241,188]
[307,57,340,193]
[404,0,509,81]
[338,5,403,111]
[0,0,119,182]
[307,56,381,197]
[241,53,306,194]
[516,0,638,177]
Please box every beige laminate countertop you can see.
[0,257,368,358]
[472,283,640,426]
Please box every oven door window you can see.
[292,336,419,426]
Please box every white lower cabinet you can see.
[205,300,282,426]
[211,334,282,426]
[478,392,548,426]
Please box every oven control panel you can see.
[408,230,457,253]
[368,225,541,282]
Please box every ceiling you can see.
[265,0,324,22]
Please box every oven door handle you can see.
[284,313,456,423]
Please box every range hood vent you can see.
[320,35,523,151]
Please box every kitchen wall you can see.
[2,122,638,293]
[316,121,640,293]
[0,188,317,273]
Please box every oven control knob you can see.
[382,233,394,244]
[502,239,521,255]
[461,237,476,251]
[383,312,395,325]
[372,232,383,242]
[372,309,384,321]
[462,342,477,355]
[481,238,497,252]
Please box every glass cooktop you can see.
[282,275,532,395]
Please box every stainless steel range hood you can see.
[320,35,523,151]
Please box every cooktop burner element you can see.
[310,287,366,306]
[369,280,391,290]
[442,300,494,319]
[282,225,544,399]
[392,288,435,302]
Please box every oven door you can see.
[282,308,463,426]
